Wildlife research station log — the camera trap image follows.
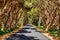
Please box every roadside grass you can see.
[0,27,20,35]
[36,26,60,37]
[48,29,60,37]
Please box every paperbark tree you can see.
[0,0,24,31]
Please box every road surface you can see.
[6,24,50,40]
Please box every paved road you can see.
[6,25,50,40]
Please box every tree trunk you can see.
[38,14,42,26]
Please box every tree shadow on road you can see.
[16,29,31,33]
[5,32,39,40]
[5,28,39,40]
[5,27,50,40]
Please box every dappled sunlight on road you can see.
[5,25,50,40]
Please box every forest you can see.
[0,0,60,40]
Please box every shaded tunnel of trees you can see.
[0,0,60,37]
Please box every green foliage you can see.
[23,17,28,25]
[27,8,39,24]
[48,29,59,36]
[27,8,39,18]
[0,29,11,35]
[38,26,45,30]
[24,1,32,7]
[24,0,37,8]
[38,26,59,37]
[32,18,39,26]
[0,27,18,35]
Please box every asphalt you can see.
[5,25,50,40]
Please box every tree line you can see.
[0,0,60,36]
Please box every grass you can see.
[36,26,60,37]
[38,26,45,30]
[0,28,14,35]
[0,27,20,35]
[48,29,59,37]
